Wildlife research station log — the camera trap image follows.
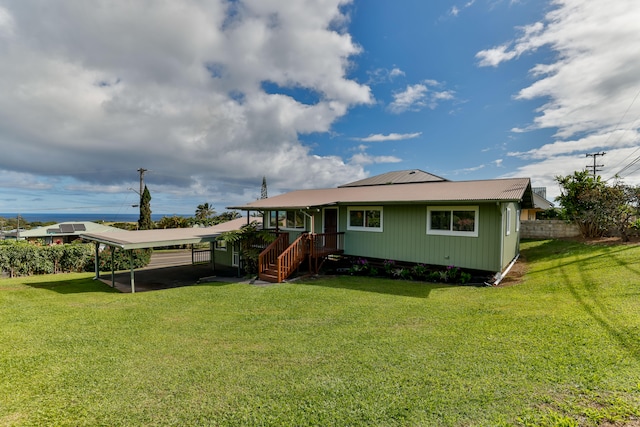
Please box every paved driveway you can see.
[97,250,232,293]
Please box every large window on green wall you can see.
[347,207,383,232]
[285,211,305,230]
[427,206,478,237]
[268,210,305,230]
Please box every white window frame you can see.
[426,206,479,237]
[347,206,383,232]
[232,244,240,267]
[214,239,227,251]
[281,210,306,231]
[516,209,521,232]
[506,208,511,236]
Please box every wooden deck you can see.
[258,232,344,283]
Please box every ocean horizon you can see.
[0,212,188,224]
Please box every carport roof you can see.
[81,217,261,250]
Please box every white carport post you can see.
[93,242,100,280]
[129,250,136,294]
[111,248,116,288]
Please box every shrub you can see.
[0,241,97,277]
[94,247,152,272]
[383,259,395,276]
[392,267,412,280]
[411,263,428,280]
[349,258,370,275]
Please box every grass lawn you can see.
[1,239,640,426]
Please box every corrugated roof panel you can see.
[339,169,448,187]
[228,178,532,210]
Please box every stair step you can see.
[259,272,279,283]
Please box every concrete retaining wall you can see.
[520,220,580,239]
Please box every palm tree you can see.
[195,203,215,224]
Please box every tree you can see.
[138,185,154,230]
[556,171,609,238]
[261,176,268,199]
[195,203,216,225]
[212,211,242,225]
[603,179,640,242]
[556,171,640,240]
[157,215,190,229]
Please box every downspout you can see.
[300,209,315,234]
[489,253,519,286]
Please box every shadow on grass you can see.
[522,239,639,275]
[566,269,640,362]
[15,264,236,294]
[26,277,121,294]
[539,244,640,362]
[296,275,456,298]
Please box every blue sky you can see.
[0,0,639,216]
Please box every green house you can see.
[228,170,534,283]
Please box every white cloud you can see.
[449,0,475,17]
[388,81,454,114]
[367,66,405,84]
[0,0,373,210]
[478,1,640,138]
[355,132,422,142]
[350,153,402,166]
[479,0,640,192]
[389,68,405,79]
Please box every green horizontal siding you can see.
[340,204,504,272]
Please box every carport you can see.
[82,228,220,293]
[81,217,257,293]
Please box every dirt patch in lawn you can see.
[495,255,528,287]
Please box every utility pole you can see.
[585,152,605,179]
[137,168,148,201]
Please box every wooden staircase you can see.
[258,232,344,283]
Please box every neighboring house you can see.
[520,187,554,220]
[18,221,124,244]
[228,170,534,282]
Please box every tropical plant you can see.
[218,221,275,275]
[157,215,191,229]
[195,203,216,225]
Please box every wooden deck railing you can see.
[309,232,345,258]
[259,231,345,283]
[276,233,309,283]
[258,233,289,277]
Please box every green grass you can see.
[1,239,640,426]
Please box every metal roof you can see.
[81,217,260,250]
[339,169,448,187]
[532,192,554,209]
[19,221,124,238]
[228,178,533,210]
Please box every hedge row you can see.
[0,241,151,278]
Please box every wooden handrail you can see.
[309,232,345,258]
[258,233,289,276]
[277,233,309,283]
[259,232,345,282]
